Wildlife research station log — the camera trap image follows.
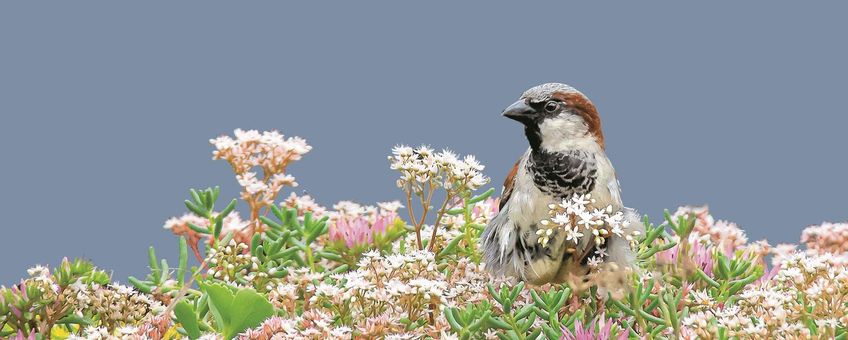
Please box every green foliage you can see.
[441,188,495,263]
[174,300,201,339]
[3,137,820,339]
[324,217,408,266]
[128,237,192,295]
[201,283,274,340]
[184,187,238,242]
[486,282,542,340]
[258,205,332,272]
[0,258,109,337]
[444,302,494,339]
[635,215,677,263]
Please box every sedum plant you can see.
[389,145,490,252]
[3,128,847,339]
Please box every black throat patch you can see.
[527,150,598,199]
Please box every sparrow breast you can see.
[527,149,598,200]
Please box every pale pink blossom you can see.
[801,221,848,254]
[561,314,627,340]
[329,211,397,248]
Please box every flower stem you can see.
[427,194,453,252]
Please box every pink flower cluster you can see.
[656,233,716,276]
[210,129,311,233]
[210,129,310,175]
[327,201,402,249]
[281,192,328,218]
[441,197,500,229]
[672,205,748,254]
[561,314,627,340]
[801,221,848,255]
[330,212,397,248]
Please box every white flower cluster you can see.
[69,283,164,329]
[205,240,264,283]
[801,221,848,255]
[392,223,463,253]
[682,251,848,339]
[389,145,489,194]
[539,194,636,250]
[237,314,352,340]
[330,200,404,224]
[67,325,140,340]
[26,265,60,294]
[281,192,328,218]
[210,129,310,210]
[257,250,496,339]
[210,129,311,173]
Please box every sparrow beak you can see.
[502,99,536,124]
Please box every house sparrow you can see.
[481,83,642,284]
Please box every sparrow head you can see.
[503,83,604,151]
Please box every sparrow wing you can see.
[499,159,521,210]
[607,173,623,208]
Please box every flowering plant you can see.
[325,201,408,266]
[2,129,846,340]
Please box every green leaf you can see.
[177,236,188,285]
[56,313,94,326]
[203,283,235,331]
[717,256,731,279]
[203,189,213,210]
[270,204,286,221]
[250,233,262,254]
[190,189,202,206]
[203,283,274,339]
[515,305,535,320]
[159,259,170,285]
[610,296,636,316]
[696,268,721,288]
[317,250,344,262]
[185,200,208,218]
[542,325,560,340]
[212,186,221,204]
[445,208,465,215]
[444,308,462,331]
[468,187,495,204]
[148,246,160,273]
[174,300,201,339]
[468,311,491,332]
[214,219,223,239]
[219,199,237,218]
[438,236,463,257]
[639,308,667,325]
[128,276,153,294]
[187,222,211,234]
[487,316,511,330]
[329,264,350,275]
[220,231,235,245]
[259,215,284,230]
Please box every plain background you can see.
[1,2,846,285]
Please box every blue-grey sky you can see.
[1,2,846,284]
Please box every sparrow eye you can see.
[544,101,560,113]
